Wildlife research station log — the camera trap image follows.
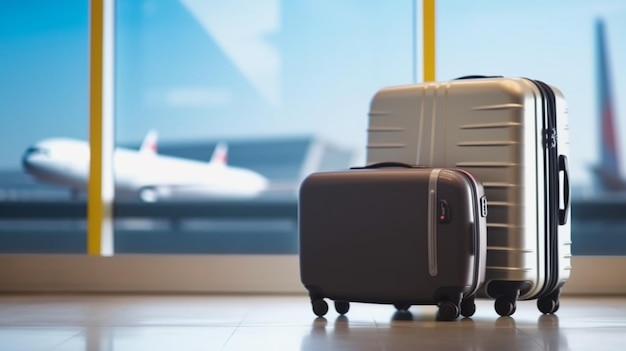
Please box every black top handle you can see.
[454,75,503,80]
[351,162,424,170]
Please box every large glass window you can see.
[2,1,625,256]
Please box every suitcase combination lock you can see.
[438,200,451,223]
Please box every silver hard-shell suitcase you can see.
[299,163,487,321]
[366,76,571,316]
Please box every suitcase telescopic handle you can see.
[559,155,570,225]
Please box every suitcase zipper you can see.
[452,168,484,298]
[528,79,561,300]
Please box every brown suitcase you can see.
[299,163,487,321]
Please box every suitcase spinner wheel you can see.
[311,299,329,317]
[489,283,523,316]
[436,301,460,321]
[334,301,350,315]
[460,297,476,318]
[537,288,561,314]
[495,297,517,317]
[310,299,350,317]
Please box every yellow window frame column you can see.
[88,0,115,256]
[423,0,436,82]
[414,0,436,82]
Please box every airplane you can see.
[21,131,270,202]
[590,18,626,192]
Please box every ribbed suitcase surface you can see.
[366,77,571,316]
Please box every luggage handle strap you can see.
[351,162,425,170]
[559,155,570,225]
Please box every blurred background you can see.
[0,0,624,256]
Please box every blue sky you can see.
[0,1,89,166]
[1,0,625,186]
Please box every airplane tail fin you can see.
[139,130,158,155]
[209,142,228,166]
[593,18,623,191]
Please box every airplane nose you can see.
[22,149,34,173]
[22,146,44,174]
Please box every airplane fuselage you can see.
[22,138,269,201]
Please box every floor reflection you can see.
[3,295,624,351]
[300,310,572,351]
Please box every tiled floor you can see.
[1,294,626,350]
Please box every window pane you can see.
[113,0,415,254]
[0,2,89,253]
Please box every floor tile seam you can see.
[227,322,325,329]
[514,327,552,350]
[99,302,137,327]
[219,303,252,351]
[372,309,389,351]
[98,323,242,328]
[47,328,88,351]
[95,299,243,327]
[0,324,242,329]
[374,322,387,351]
[0,322,113,328]
[0,305,125,327]
[219,324,241,351]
